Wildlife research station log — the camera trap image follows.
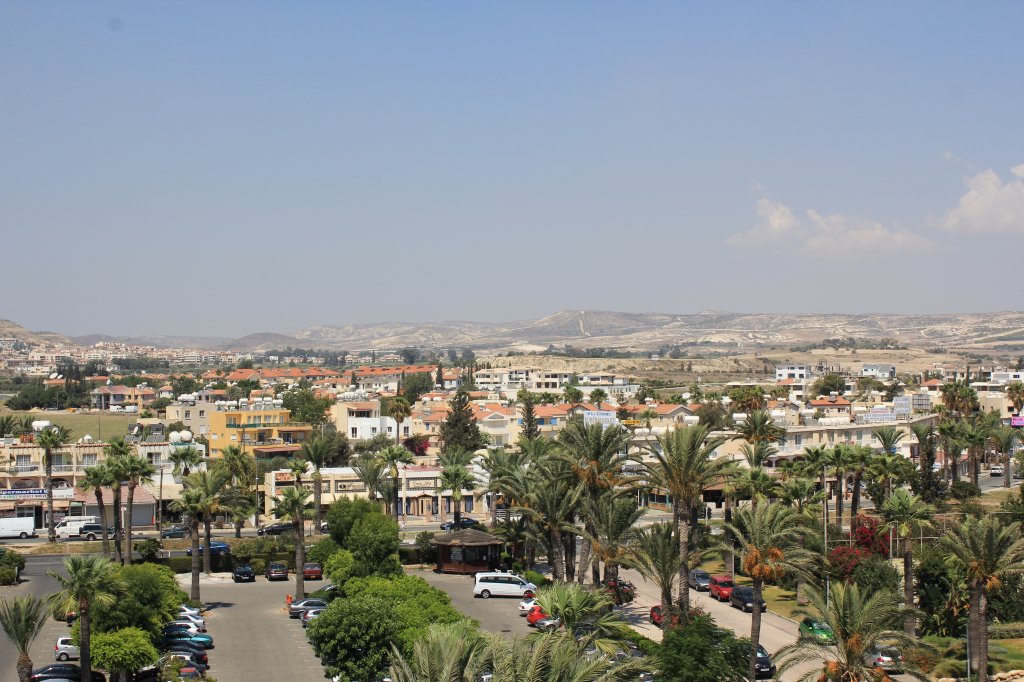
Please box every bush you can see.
[307,538,340,566]
[0,565,17,585]
[90,627,158,676]
[398,545,420,565]
[849,556,899,596]
[348,514,401,578]
[250,558,266,575]
[324,550,355,588]
[326,498,380,547]
[0,548,25,571]
[524,570,550,588]
[414,532,436,563]
[659,613,749,682]
[134,539,163,563]
[950,480,981,501]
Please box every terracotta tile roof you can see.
[809,396,851,407]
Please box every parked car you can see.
[76,524,114,542]
[302,563,323,580]
[159,631,214,649]
[518,597,538,616]
[991,464,1005,476]
[687,569,711,591]
[862,645,903,672]
[708,576,735,602]
[177,605,203,617]
[526,605,549,626]
[30,663,105,681]
[320,521,330,533]
[156,653,208,674]
[649,605,681,629]
[302,608,325,628]
[166,619,204,634]
[798,617,835,643]
[54,637,79,661]
[173,613,206,630]
[160,525,189,539]
[265,562,288,580]
[232,564,256,582]
[729,586,766,612]
[755,645,776,678]
[159,641,208,665]
[258,522,292,536]
[535,615,562,633]
[163,623,202,637]
[473,572,537,599]
[185,541,229,556]
[439,518,481,531]
[289,598,329,618]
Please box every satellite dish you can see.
[169,431,182,443]
[180,430,193,442]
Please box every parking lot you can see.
[412,569,528,638]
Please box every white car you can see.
[178,604,203,617]
[991,464,1005,476]
[55,636,79,661]
[174,613,206,631]
[473,572,537,599]
[166,620,202,634]
[518,597,538,616]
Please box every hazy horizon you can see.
[3,2,1023,337]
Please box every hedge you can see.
[990,622,1024,639]
[0,565,17,586]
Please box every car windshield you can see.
[717,580,734,587]
[270,563,285,570]
[694,571,708,578]
[237,565,251,570]
[811,622,831,630]
[304,564,319,569]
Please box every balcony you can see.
[10,465,39,474]
[51,465,75,473]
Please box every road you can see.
[0,555,68,682]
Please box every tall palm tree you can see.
[184,469,231,574]
[942,515,1024,682]
[170,487,204,602]
[515,457,582,582]
[1007,381,1024,415]
[47,555,122,682]
[273,485,312,600]
[77,464,113,558]
[622,522,681,614]
[388,397,412,446]
[299,435,341,533]
[167,445,203,478]
[557,421,634,584]
[736,442,780,510]
[845,445,874,519]
[775,583,924,682]
[830,444,854,532]
[216,445,258,536]
[778,476,826,517]
[937,420,964,482]
[868,452,912,505]
[102,441,131,564]
[733,409,786,445]
[722,504,815,682]
[440,464,476,529]
[874,426,905,456]
[351,453,388,507]
[879,488,934,636]
[582,494,643,582]
[120,452,155,565]
[35,425,73,543]
[962,419,992,486]
[990,426,1020,489]
[644,424,732,617]
[379,445,414,520]
[0,595,49,682]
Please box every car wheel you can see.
[57,653,69,661]
[86,534,97,541]
[19,532,28,539]
[480,590,491,599]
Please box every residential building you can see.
[861,364,896,380]
[206,399,312,457]
[776,364,812,382]
[90,384,157,410]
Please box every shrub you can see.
[827,546,872,581]
[414,532,436,563]
[90,627,159,676]
[0,565,17,585]
[659,613,749,682]
[851,515,888,557]
[849,556,899,596]
[307,537,340,566]
[324,550,355,588]
[134,539,163,563]
[524,570,550,588]
[0,548,25,571]
[250,558,266,575]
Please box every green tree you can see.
[623,523,682,613]
[36,424,73,543]
[300,435,342,533]
[347,513,402,578]
[309,596,398,682]
[589,388,608,407]
[879,488,934,636]
[183,469,230,575]
[401,372,435,403]
[520,393,540,443]
[722,504,815,682]
[811,373,846,396]
[990,426,1020,490]
[379,445,414,520]
[90,627,158,682]
[327,497,380,546]
[534,582,630,646]
[584,495,643,582]
[644,425,731,616]
[103,440,132,563]
[350,452,388,509]
[120,453,156,566]
[273,485,313,600]
[732,409,785,446]
[440,390,484,453]
[660,614,749,682]
[439,464,476,529]
[78,464,114,558]
[47,555,122,682]
[775,583,923,682]
[476,629,650,682]
[169,487,204,602]
[564,385,584,404]
[89,563,186,638]
[1007,381,1024,414]
[388,621,485,682]
[282,386,334,427]
[167,445,203,478]
[0,595,48,682]
[942,515,1024,682]
[387,397,413,447]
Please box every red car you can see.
[526,605,549,626]
[709,576,735,602]
[302,563,323,580]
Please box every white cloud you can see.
[942,164,1024,233]
[727,200,937,254]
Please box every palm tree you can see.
[388,621,485,682]
[533,582,630,646]
[722,503,815,682]
[736,442,780,510]
[583,494,643,582]
[775,582,924,682]
[299,435,340,533]
[1007,381,1024,415]
[990,426,1020,489]
[216,445,258,536]
[273,485,312,600]
[733,409,786,445]
[844,445,872,519]
[622,522,682,614]
[351,453,388,507]
[515,458,582,582]
[36,425,73,543]
[778,476,825,517]
[47,555,122,682]
[102,441,132,564]
[440,464,477,529]
[942,516,1024,682]
[388,397,412,446]
[120,453,155,565]
[0,595,49,682]
[962,419,991,486]
[184,469,231,574]
[879,488,934,636]
[558,421,634,584]
[78,464,113,558]
[938,420,964,482]
[170,487,204,602]
[588,388,608,408]
[167,445,203,478]
[644,424,731,617]
[379,445,414,520]
[830,444,855,532]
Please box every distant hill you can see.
[0,319,71,346]
[72,333,233,349]
[218,332,307,352]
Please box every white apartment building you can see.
[861,364,897,380]
[776,365,812,382]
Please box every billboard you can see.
[583,411,620,429]
[0,488,74,501]
[1012,416,1024,427]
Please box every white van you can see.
[55,516,99,539]
[473,572,537,599]
[0,517,36,539]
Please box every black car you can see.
[232,564,256,582]
[755,645,776,678]
[257,522,292,536]
[77,524,115,542]
[160,525,189,539]
[439,518,481,531]
[729,586,767,612]
[159,640,208,664]
[31,663,106,681]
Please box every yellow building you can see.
[206,400,313,457]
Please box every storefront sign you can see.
[0,488,74,501]
[407,479,437,490]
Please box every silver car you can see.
[55,636,79,661]
[863,646,903,673]
[688,569,711,591]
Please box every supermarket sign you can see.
[0,488,74,501]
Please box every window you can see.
[82,454,97,467]
[199,410,205,418]
[371,428,378,435]
[351,428,358,438]
[184,411,191,419]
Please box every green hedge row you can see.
[990,622,1024,639]
[158,553,296,574]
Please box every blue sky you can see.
[2,2,1022,337]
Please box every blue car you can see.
[159,631,214,650]
[186,541,230,556]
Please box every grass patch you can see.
[993,638,1024,671]
[0,409,135,440]
[27,542,105,555]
